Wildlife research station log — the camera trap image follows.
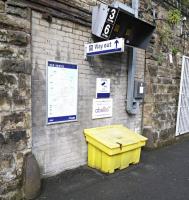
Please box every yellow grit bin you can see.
[84,125,147,173]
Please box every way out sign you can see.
[85,38,125,57]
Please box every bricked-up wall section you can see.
[1,0,189,198]
[31,10,145,177]
[0,0,32,199]
[141,1,189,148]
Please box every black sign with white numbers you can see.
[101,7,119,39]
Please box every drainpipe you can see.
[126,0,139,115]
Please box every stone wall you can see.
[0,0,32,199]
[31,9,145,177]
[141,1,189,147]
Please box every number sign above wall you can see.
[92,3,155,49]
[101,7,119,39]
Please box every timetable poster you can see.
[47,61,78,124]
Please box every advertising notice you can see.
[92,98,113,119]
[47,60,78,124]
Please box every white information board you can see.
[47,60,78,124]
[92,98,113,119]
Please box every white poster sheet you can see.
[92,98,113,119]
[47,60,78,124]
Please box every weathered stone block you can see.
[154,94,169,102]
[6,5,28,19]
[167,85,178,93]
[154,102,169,113]
[152,119,163,129]
[0,46,14,57]
[12,89,26,105]
[143,127,158,148]
[9,130,26,143]
[6,74,17,85]
[147,64,158,77]
[159,128,175,141]
[0,13,30,32]
[18,74,27,89]
[0,29,30,46]
[0,133,5,144]
[0,73,6,85]
[143,116,153,126]
[0,73,17,85]
[0,89,10,108]
[0,1,5,13]
[23,153,41,200]
[0,30,7,42]
[8,30,30,46]
[0,189,23,200]
[0,154,15,175]
[2,59,32,74]
[155,112,167,120]
[156,84,168,94]
[152,84,157,93]
[1,112,25,131]
[0,179,21,195]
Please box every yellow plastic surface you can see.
[84,125,147,173]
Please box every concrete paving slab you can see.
[36,138,189,200]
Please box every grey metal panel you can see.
[111,1,134,15]
[92,4,108,38]
[126,47,139,115]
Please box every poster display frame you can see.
[46,60,78,125]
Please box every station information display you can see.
[47,61,78,124]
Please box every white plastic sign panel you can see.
[47,60,78,124]
[139,85,144,94]
[96,78,110,98]
[92,98,113,119]
[85,38,124,57]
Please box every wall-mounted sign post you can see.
[84,38,124,58]
[47,60,78,124]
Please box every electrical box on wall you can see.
[92,4,155,50]
[134,80,145,99]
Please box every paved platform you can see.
[36,138,189,200]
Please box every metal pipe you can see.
[126,0,139,115]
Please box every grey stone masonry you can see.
[141,1,189,148]
[0,0,32,200]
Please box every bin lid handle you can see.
[116,142,122,150]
